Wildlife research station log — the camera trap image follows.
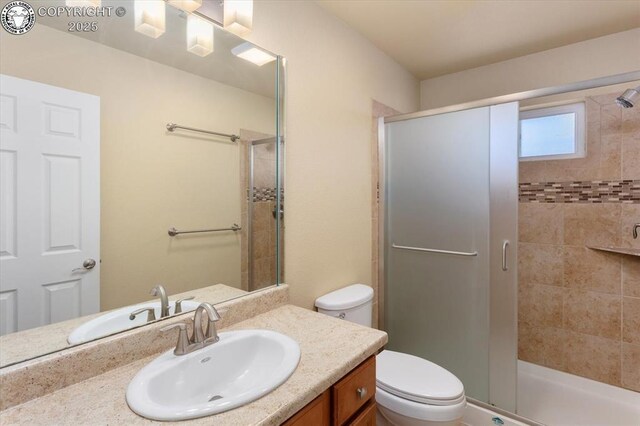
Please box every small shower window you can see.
[519,102,585,161]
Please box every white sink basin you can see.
[126,329,300,421]
[68,300,200,344]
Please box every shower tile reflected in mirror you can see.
[517,90,640,392]
[239,133,283,292]
[0,0,284,367]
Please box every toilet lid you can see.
[376,350,465,406]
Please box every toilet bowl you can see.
[376,350,466,426]
[315,284,466,426]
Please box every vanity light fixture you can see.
[65,0,101,6]
[166,0,202,13]
[187,14,214,57]
[223,0,253,35]
[231,42,275,66]
[134,0,166,39]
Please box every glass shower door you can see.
[383,103,518,410]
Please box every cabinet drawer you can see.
[348,400,376,426]
[283,390,330,426]
[332,356,376,425]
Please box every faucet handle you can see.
[160,322,190,356]
[174,296,195,314]
[129,307,156,322]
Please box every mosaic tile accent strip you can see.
[252,187,283,202]
[519,180,640,203]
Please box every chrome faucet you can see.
[161,302,222,356]
[633,223,640,239]
[192,302,222,345]
[150,285,170,318]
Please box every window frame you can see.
[518,102,586,161]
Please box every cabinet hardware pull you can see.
[356,387,367,399]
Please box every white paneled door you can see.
[0,74,100,336]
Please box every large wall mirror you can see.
[0,0,284,367]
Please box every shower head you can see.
[616,87,639,108]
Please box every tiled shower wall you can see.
[250,142,279,290]
[518,92,640,391]
[240,135,280,292]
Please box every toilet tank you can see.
[315,284,373,327]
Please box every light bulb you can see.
[223,0,253,35]
[134,0,165,39]
[187,14,214,57]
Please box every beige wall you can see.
[0,25,276,310]
[420,29,640,110]
[518,91,640,391]
[244,1,420,309]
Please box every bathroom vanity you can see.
[285,356,377,426]
[0,286,387,425]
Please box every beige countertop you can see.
[0,304,387,426]
[0,284,248,368]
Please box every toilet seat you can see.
[376,350,465,406]
[376,386,466,423]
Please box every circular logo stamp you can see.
[1,1,35,35]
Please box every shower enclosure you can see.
[381,103,519,411]
[379,72,640,422]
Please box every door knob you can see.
[72,259,97,273]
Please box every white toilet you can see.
[315,284,466,426]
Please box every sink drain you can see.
[208,395,223,402]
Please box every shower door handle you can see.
[502,241,509,271]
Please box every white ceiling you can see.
[317,0,640,80]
